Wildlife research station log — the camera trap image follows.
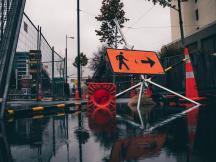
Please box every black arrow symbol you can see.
[135,57,155,67]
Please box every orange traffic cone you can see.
[75,88,80,100]
[184,48,203,101]
[82,91,87,100]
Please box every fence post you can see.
[63,58,65,99]
[52,47,55,100]
[36,26,40,100]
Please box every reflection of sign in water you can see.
[107,48,164,74]
[110,133,166,162]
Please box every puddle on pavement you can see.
[1,101,216,162]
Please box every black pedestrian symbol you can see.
[116,52,129,70]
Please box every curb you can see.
[6,100,87,120]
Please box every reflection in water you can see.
[110,133,166,162]
[0,122,12,162]
[74,111,90,162]
[187,108,199,150]
[192,105,216,162]
[127,95,155,129]
[6,113,69,162]
[0,103,215,162]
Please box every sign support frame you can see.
[115,76,201,129]
[113,18,200,129]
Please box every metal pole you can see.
[66,114,69,162]
[52,118,56,155]
[77,0,82,99]
[78,111,83,162]
[63,58,65,98]
[1,0,5,41]
[15,69,18,89]
[36,26,40,100]
[177,0,185,47]
[115,82,141,97]
[144,78,201,106]
[52,47,54,99]
[137,82,144,128]
[6,0,9,18]
[147,104,200,132]
[114,18,130,48]
[113,26,118,83]
[65,35,68,84]
[0,122,13,162]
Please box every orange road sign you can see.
[107,48,165,74]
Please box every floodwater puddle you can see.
[0,101,216,162]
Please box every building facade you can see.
[163,0,216,93]
[14,52,30,80]
[170,0,216,41]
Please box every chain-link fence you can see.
[8,13,65,100]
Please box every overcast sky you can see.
[25,0,172,77]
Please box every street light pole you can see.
[77,0,81,99]
[65,35,74,84]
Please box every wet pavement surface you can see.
[1,100,216,162]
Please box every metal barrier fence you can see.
[154,54,185,92]
[8,13,65,100]
[154,51,216,94]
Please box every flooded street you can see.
[1,101,216,162]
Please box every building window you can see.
[195,9,199,21]
[24,21,28,33]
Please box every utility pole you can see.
[146,0,185,47]
[77,0,82,99]
[177,0,185,48]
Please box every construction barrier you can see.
[87,83,116,125]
